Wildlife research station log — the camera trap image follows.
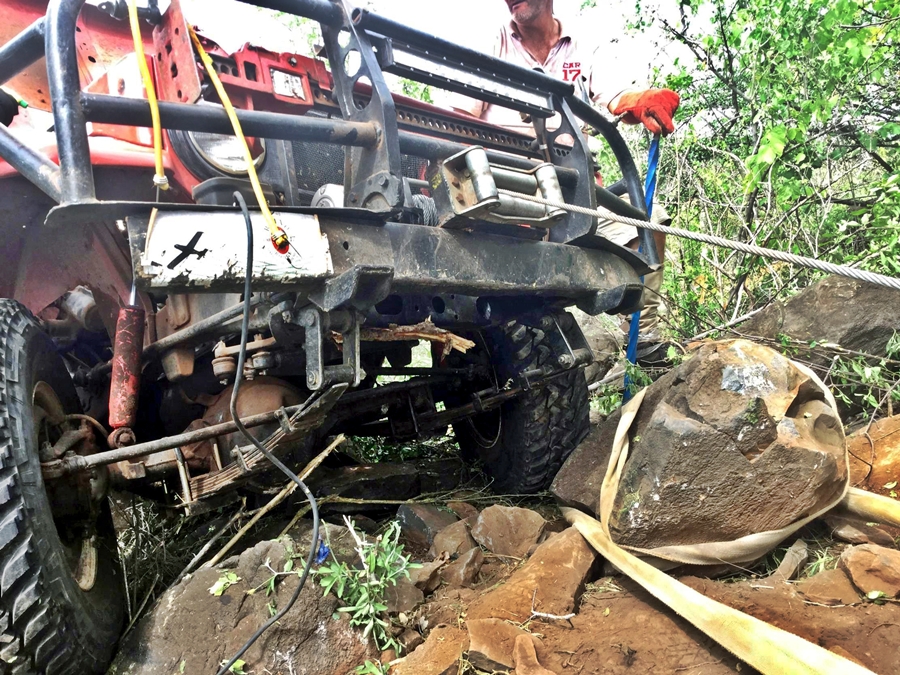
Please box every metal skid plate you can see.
[127,210,333,291]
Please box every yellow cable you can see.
[128,0,168,190]
[188,26,288,252]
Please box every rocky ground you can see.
[109,498,900,675]
[107,276,900,675]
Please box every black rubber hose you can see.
[216,192,320,675]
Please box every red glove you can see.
[611,89,680,135]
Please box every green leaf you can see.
[208,572,241,597]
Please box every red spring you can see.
[108,306,145,429]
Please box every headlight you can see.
[187,131,266,175]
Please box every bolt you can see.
[557,353,575,368]
[282,310,293,322]
[379,176,390,187]
[540,315,555,330]
[288,56,298,66]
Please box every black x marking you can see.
[167,231,209,269]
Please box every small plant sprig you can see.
[316,517,420,653]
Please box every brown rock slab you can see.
[466,618,544,671]
[513,634,558,675]
[440,547,484,587]
[428,518,477,559]
[555,340,847,550]
[397,504,459,547]
[471,505,546,558]
[408,556,448,594]
[824,512,895,546]
[847,415,900,493]
[419,588,477,628]
[385,578,425,613]
[446,500,479,520]
[467,528,598,622]
[767,539,808,582]
[399,628,424,653]
[841,544,900,597]
[393,624,468,675]
[795,568,861,606]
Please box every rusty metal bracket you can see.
[273,407,295,435]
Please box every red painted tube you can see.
[109,305,145,430]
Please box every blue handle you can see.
[623,134,661,402]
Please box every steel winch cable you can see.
[498,189,900,292]
[216,191,320,675]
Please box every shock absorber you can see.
[108,305,145,448]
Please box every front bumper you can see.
[127,206,644,315]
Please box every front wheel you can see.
[0,300,124,674]
[453,319,590,494]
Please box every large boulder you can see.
[554,340,847,549]
[738,276,900,365]
[108,538,375,675]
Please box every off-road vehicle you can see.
[0,0,656,670]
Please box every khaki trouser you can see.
[597,196,669,339]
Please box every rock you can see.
[385,578,425,613]
[840,544,900,597]
[739,276,900,365]
[572,309,623,386]
[768,539,809,582]
[467,528,598,622]
[739,277,900,417]
[847,416,900,494]
[471,505,546,558]
[554,340,847,549]
[428,518,477,559]
[795,568,861,606]
[288,520,363,567]
[466,618,544,671]
[823,512,896,546]
[311,463,421,507]
[399,628,424,653]
[108,539,375,675]
[440,547,484,587]
[392,624,468,675]
[397,504,459,548]
[446,500,479,520]
[418,588,477,628]
[408,556,448,593]
[513,634,559,675]
[417,457,468,493]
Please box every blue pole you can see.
[623,134,661,402]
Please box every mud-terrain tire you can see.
[0,300,124,674]
[454,320,590,494]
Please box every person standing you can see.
[451,0,679,352]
